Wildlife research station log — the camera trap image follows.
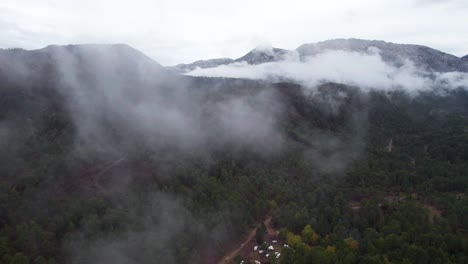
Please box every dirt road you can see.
[218,215,272,264]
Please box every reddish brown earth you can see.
[423,203,442,222]
[60,158,161,194]
[350,201,361,211]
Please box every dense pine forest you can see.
[0,45,467,264]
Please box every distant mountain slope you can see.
[170,47,290,73]
[234,47,290,64]
[297,38,468,72]
[0,44,167,87]
[168,58,234,74]
[170,39,468,73]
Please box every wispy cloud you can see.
[187,50,468,92]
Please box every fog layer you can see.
[187,49,468,91]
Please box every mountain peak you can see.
[169,46,292,74]
[297,38,468,72]
[235,46,289,64]
[0,43,167,87]
[167,38,468,74]
[251,45,280,55]
[41,43,162,68]
[296,38,435,55]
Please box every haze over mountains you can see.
[172,39,468,74]
[169,47,289,73]
[4,38,467,81]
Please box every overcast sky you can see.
[0,0,467,65]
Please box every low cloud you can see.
[37,45,285,162]
[435,71,468,88]
[187,49,468,92]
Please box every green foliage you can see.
[1,74,468,263]
[10,253,30,264]
[232,255,243,263]
[255,227,265,244]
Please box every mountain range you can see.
[4,39,467,77]
[170,38,468,74]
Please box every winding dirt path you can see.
[218,215,272,264]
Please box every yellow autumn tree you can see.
[301,224,320,245]
[344,237,359,251]
[286,232,303,248]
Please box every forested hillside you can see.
[0,45,467,264]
